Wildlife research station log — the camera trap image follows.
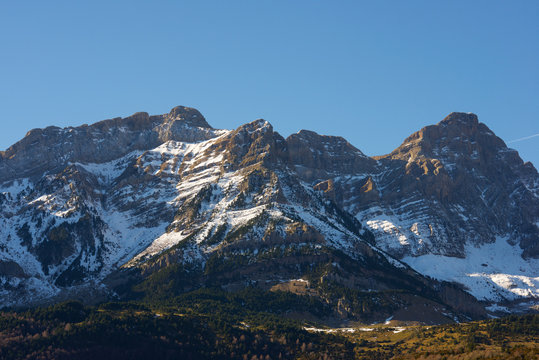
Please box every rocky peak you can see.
[439,112,479,126]
[0,106,219,183]
[208,119,281,170]
[166,106,212,128]
[383,112,507,165]
[362,112,539,259]
[156,106,215,143]
[285,130,375,183]
[288,130,365,154]
[240,119,272,133]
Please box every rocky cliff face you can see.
[379,112,539,258]
[0,107,537,319]
[285,112,538,260]
[283,112,538,302]
[0,106,216,183]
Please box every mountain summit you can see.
[0,106,217,182]
[0,106,537,322]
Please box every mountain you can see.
[292,112,539,303]
[0,106,537,323]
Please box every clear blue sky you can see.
[1,1,538,166]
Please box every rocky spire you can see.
[167,106,211,128]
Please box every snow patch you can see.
[403,236,539,301]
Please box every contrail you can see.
[507,133,539,144]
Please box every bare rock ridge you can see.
[384,112,505,162]
[0,106,215,182]
[0,106,537,319]
[285,130,376,182]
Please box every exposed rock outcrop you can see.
[0,106,218,183]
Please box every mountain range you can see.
[0,106,537,323]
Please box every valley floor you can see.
[0,295,537,360]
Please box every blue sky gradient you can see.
[1,1,538,165]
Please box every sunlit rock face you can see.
[286,112,538,259]
[283,112,538,303]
